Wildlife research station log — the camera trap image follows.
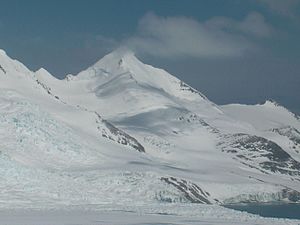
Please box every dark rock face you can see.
[161,177,215,204]
[95,112,145,153]
[224,188,300,204]
[0,65,6,74]
[282,189,300,202]
[178,113,218,133]
[36,79,52,95]
[36,79,61,101]
[179,114,209,126]
[179,81,207,100]
[220,134,300,176]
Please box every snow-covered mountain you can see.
[0,48,300,216]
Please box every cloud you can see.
[205,12,273,38]
[125,12,272,59]
[257,0,300,17]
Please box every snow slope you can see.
[222,101,300,163]
[43,49,222,120]
[0,48,300,224]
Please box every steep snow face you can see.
[0,50,39,95]
[56,50,222,119]
[76,50,206,102]
[0,50,32,78]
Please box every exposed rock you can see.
[178,112,218,133]
[95,112,145,152]
[0,65,6,74]
[161,177,216,204]
[272,126,300,150]
[282,188,300,202]
[224,188,300,204]
[220,133,300,176]
[179,81,207,99]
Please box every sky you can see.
[0,0,299,113]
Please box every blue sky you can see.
[0,0,299,113]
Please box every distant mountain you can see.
[0,48,299,211]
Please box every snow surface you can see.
[0,49,300,224]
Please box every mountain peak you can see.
[75,48,138,80]
[35,67,60,85]
[93,48,137,70]
[0,49,7,56]
[35,67,52,76]
[262,99,299,120]
[262,99,280,107]
[71,48,221,119]
[0,49,32,77]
